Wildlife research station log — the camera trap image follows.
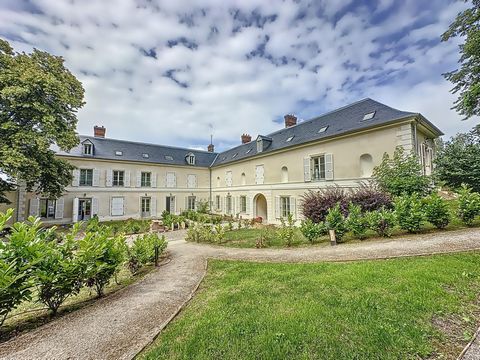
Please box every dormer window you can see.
[318,126,328,133]
[81,140,94,156]
[186,153,195,165]
[362,111,376,121]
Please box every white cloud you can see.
[0,0,478,152]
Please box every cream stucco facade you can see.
[2,110,440,226]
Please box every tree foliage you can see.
[441,0,480,118]
[372,147,431,196]
[434,125,480,192]
[0,38,84,203]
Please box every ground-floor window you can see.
[40,199,56,219]
[111,197,124,216]
[240,195,247,213]
[226,195,232,214]
[187,196,196,210]
[215,195,221,211]
[141,197,151,217]
[280,196,291,218]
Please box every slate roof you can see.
[211,98,443,167]
[57,136,218,167]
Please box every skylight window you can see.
[362,111,376,121]
[232,153,238,158]
[165,155,173,160]
[318,126,328,133]
[286,136,294,142]
[142,153,149,159]
[246,149,252,154]
[115,151,123,156]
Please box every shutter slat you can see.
[303,157,311,182]
[55,197,64,219]
[325,153,334,180]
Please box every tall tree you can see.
[434,125,480,192]
[442,0,480,119]
[0,39,84,203]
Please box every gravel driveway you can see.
[0,228,479,360]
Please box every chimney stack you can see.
[241,134,252,144]
[207,143,214,152]
[94,125,106,138]
[284,114,297,128]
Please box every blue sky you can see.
[1,0,478,151]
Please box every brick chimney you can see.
[284,114,297,128]
[207,143,214,152]
[241,134,252,144]
[94,125,106,138]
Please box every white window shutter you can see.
[325,153,334,180]
[72,198,79,223]
[92,197,99,216]
[303,157,311,182]
[106,170,113,187]
[29,197,40,217]
[246,196,251,215]
[125,171,131,187]
[93,169,100,187]
[72,169,80,187]
[151,173,157,188]
[290,197,296,219]
[55,197,64,219]
[275,196,281,219]
[136,171,142,187]
[151,197,157,217]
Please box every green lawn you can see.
[141,252,480,359]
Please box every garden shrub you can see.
[394,194,425,233]
[277,214,296,247]
[256,226,276,248]
[34,224,83,314]
[77,223,126,297]
[373,146,431,196]
[301,187,349,223]
[300,219,326,243]
[365,208,396,237]
[348,184,392,212]
[127,233,167,274]
[457,185,480,225]
[214,224,225,243]
[185,224,216,243]
[325,204,348,241]
[423,193,451,229]
[0,210,39,326]
[346,203,368,240]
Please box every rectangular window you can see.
[141,197,151,217]
[166,172,176,188]
[111,197,124,216]
[83,143,92,155]
[215,195,221,210]
[226,195,232,214]
[40,199,56,219]
[141,172,151,187]
[79,169,93,186]
[311,155,326,181]
[113,170,124,186]
[240,196,247,213]
[280,196,291,218]
[187,196,196,210]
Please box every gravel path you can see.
[0,228,479,360]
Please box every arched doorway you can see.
[254,193,268,223]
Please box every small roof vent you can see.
[362,111,376,121]
[142,153,149,159]
[318,126,328,133]
[115,150,123,156]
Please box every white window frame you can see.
[83,143,92,155]
[141,197,151,217]
[226,195,232,214]
[187,196,196,211]
[280,196,291,218]
[141,172,151,187]
[311,155,326,181]
[79,169,93,186]
[113,170,125,186]
[240,195,247,213]
[39,198,56,219]
[215,195,221,210]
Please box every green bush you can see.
[77,223,126,297]
[373,147,431,196]
[394,194,425,233]
[300,219,326,243]
[127,233,167,274]
[0,210,39,326]
[185,224,216,243]
[346,203,368,240]
[457,185,480,225]
[278,214,296,247]
[325,204,347,241]
[34,224,83,314]
[423,193,451,229]
[365,208,396,237]
[214,224,225,243]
